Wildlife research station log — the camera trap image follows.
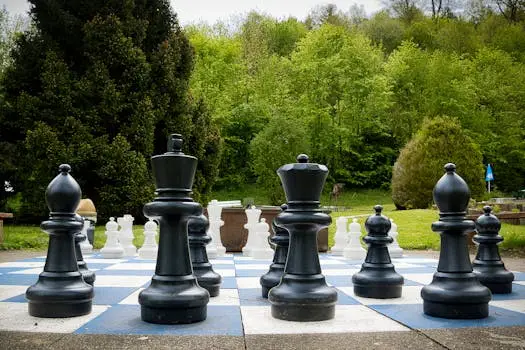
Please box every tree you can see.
[495,0,525,22]
[0,0,220,220]
[391,116,484,209]
[383,0,425,22]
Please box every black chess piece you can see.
[472,206,514,293]
[74,214,95,286]
[268,154,337,321]
[188,211,222,297]
[260,204,289,298]
[26,164,93,317]
[352,205,404,298]
[421,163,492,319]
[139,134,209,324]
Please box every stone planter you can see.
[208,207,329,252]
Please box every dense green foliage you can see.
[392,117,485,209]
[1,1,524,214]
[0,1,221,221]
[186,4,525,204]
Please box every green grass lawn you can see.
[2,188,525,252]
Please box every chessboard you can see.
[0,253,524,335]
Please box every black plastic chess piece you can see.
[268,154,337,321]
[352,205,404,298]
[25,164,93,317]
[260,204,289,298]
[421,163,492,319]
[188,211,222,297]
[74,214,95,286]
[472,206,514,294]
[139,134,209,324]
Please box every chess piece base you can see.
[100,248,124,259]
[194,266,222,297]
[473,261,514,294]
[26,272,93,318]
[139,275,209,324]
[138,248,158,260]
[352,264,404,299]
[78,261,95,285]
[269,274,338,321]
[141,305,207,324]
[421,272,491,319]
[260,265,285,298]
[330,247,344,256]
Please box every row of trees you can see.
[0,1,524,220]
[188,5,525,205]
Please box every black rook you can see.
[421,163,492,319]
[139,134,210,324]
[472,206,514,293]
[26,164,93,317]
[260,204,289,298]
[188,212,222,297]
[268,154,337,321]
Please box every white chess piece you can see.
[331,216,348,256]
[388,219,403,258]
[119,214,137,257]
[242,206,262,257]
[138,219,158,259]
[100,217,124,258]
[250,218,274,259]
[343,218,367,260]
[79,219,93,254]
[206,200,226,258]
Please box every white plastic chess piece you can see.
[250,218,274,260]
[343,218,367,260]
[331,216,348,256]
[138,219,158,259]
[242,206,262,257]
[119,214,137,257]
[388,219,404,258]
[100,217,124,258]
[206,200,226,258]
[79,219,93,254]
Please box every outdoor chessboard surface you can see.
[0,253,524,336]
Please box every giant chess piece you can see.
[119,214,137,257]
[79,219,93,254]
[139,134,209,324]
[26,164,93,317]
[251,218,274,259]
[138,219,159,259]
[188,212,222,297]
[268,154,337,321]
[242,205,262,256]
[472,206,514,294]
[331,216,348,256]
[352,206,403,298]
[206,200,226,258]
[260,204,289,298]
[421,163,492,319]
[388,219,403,258]
[74,214,96,286]
[100,217,125,258]
[343,218,367,260]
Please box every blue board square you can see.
[93,287,139,305]
[491,283,525,301]
[221,276,237,289]
[238,288,270,306]
[75,304,243,336]
[370,303,525,329]
[0,274,39,285]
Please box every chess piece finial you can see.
[46,164,81,214]
[167,133,184,153]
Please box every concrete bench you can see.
[0,212,14,243]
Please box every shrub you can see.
[391,116,484,209]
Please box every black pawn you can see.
[352,205,404,298]
[260,204,289,298]
[473,206,514,293]
[26,164,93,317]
[268,154,337,321]
[139,134,209,324]
[188,212,222,297]
[421,163,492,319]
[74,214,95,286]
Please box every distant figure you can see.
[330,183,344,204]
